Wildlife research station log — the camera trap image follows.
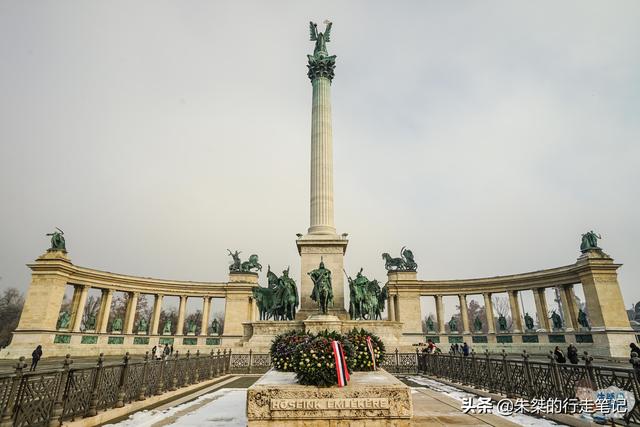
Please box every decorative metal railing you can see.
[0,349,232,427]
[417,349,640,425]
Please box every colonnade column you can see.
[387,294,396,321]
[435,295,445,333]
[483,293,495,334]
[124,292,139,334]
[150,294,163,335]
[176,296,187,335]
[508,290,523,332]
[459,294,470,333]
[97,289,113,333]
[200,297,210,336]
[559,285,578,330]
[533,288,550,330]
[71,285,89,332]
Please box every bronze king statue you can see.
[308,258,333,315]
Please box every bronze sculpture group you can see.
[253,266,300,320]
[228,249,262,273]
[346,268,387,320]
[381,247,417,272]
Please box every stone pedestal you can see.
[247,369,413,426]
[296,236,349,320]
[303,314,342,335]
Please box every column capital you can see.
[307,55,336,81]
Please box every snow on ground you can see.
[405,376,561,426]
[105,388,246,427]
[107,377,566,427]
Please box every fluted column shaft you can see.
[459,294,470,333]
[483,293,495,334]
[176,296,187,335]
[435,295,445,333]
[308,76,335,235]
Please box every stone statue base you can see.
[188,332,196,336]
[163,331,172,336]
[247,369,412,426]
[137,331,146,335]
[111,330,122,335]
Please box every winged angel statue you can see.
[309,20,333,58]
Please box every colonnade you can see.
[386,285,580,334]
[3,250,259,357]
[385,249,635,357]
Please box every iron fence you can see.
[0,349,233,427]
[417,349,640,425]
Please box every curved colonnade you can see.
[1,250,258,357]
[386,249,634,357]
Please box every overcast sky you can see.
[1,1,639,313]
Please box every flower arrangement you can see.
[270,328,386,387]
[270,330,313,372]
[347,328,386,371]
[292,335,340,387]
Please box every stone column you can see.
[71,285,89,332]
[559,285,578,331]
[483,293,495,334]
[533,288,550,330]
[387,294,396,321]
[459,294,470,333]
[150,294,163,335]
[97,289,113,334]
[435,295,445,334]
[308,70,336,235]
[124,292,139,334]
[508,290,523,332]
[200,297,210,336]
[176,296,187,335]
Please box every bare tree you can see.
[81,295,101,330]
[184,310,203,335]
[0,288,25,347]
[491,295,513,330]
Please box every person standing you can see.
[567,344,579,364]
[151,345,157,360]
[554,346,566,363]
[30,345,43,371]
[170,344,174,355]
[462,342,470,357]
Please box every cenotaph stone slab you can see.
[247,368,413,426]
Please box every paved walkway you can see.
[104,375,539,427]
[411,387,520,426]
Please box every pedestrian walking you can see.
[30,345,42,371]
[554,346,566,363]
[567,344,579,364]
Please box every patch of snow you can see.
[405,376,561,427]
[105,388,247,427]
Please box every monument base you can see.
[247,369,412,426]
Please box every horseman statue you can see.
[253,265,299,321]
[345,268,387,320]
[228,249,262,273]
[381,246,418,272]
[308,258,333,315]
